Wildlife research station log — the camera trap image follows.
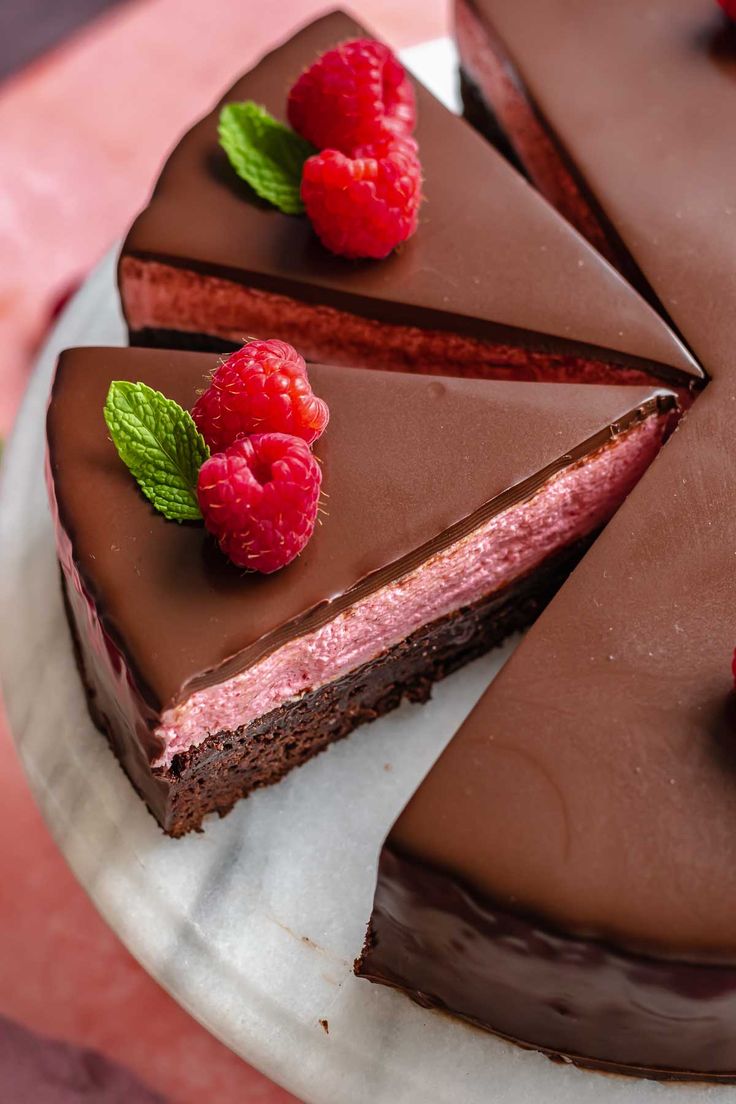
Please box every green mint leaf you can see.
[104,381,209,522]
[218,100,315,215]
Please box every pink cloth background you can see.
[0,2,448,1100]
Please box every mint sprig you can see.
[104,381,209,522]
[218,101,315,215]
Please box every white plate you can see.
[0,38,725,1104]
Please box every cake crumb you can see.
[319,1019,329,1035]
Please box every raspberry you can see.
[287,38,416,154]
[301,139,422,259]
[192,339,329,452]
[718,0,736,19]
[197,433,322,573]
[232,338,307,376]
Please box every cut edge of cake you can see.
[355,383,736,1082]
[118,10,702,391]
[47,345,677,835]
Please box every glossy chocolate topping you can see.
[389,382,736,962]
[441,0,736,958]
[361,841,736,1080]
[369,378,736,1075]
[120,10,699,381]
[462,0,736,380]
[47,346,671,720]
[357,0,736,1077]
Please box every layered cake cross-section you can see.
[118,11,700,391]
[47,346,676,836]
[455,0,736,341]
[356,0,736,1082]
[47,0,736,1080]
[357,382,736,1082]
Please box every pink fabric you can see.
[160,414,667,761]
[0,1014,166,1103]
[0,2,448,1101]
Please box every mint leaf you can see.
[104,381,209,522]
[219,101,315,215]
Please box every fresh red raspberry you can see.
[197,433,322,573]
[192,339,329,452]
[718,0,736,20]
[301,139,422,259]
[287,38,416,154]
[231,338,307,376]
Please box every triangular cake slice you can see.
[47,346,675,836]
[357,383,736,1082]
[118,10,700,390]
[456,0,736,354]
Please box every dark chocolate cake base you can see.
[129,326,239,354]
[65,537,592,838]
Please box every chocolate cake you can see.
[47,1,736,1080]
[118,11,701,390]
[357,381,736,1082]
[46,346,675,836]
[455,0,736,332]
[356,0,736,1082]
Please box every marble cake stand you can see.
[0,38,723,1104]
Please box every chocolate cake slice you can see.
[357,0,736,1080]
[357,382,736,1082]
[47,346,675,836]
[118,11,700,390]
[455,0,736,338]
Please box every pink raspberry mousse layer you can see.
[456,0,619,271]
[120,256,658,386]
[155,411,671,767]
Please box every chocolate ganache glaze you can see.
[356,0,736,1082]
[359,381,736,1080]
[456,0,736,369]
[119,11,700,388]
[47,346,673,833]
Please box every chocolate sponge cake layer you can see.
[67,538,591,837]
